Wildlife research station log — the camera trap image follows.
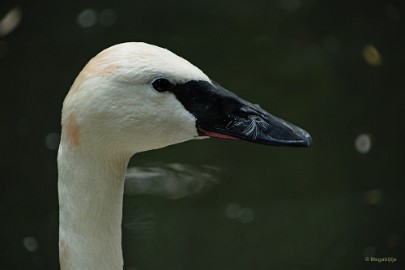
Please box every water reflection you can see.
[0,7,22,37]
[22,236,38,252]
[45,132,60,150]
[77,8,117,28]
[225,203,255,224]
[362,45,382,67]
[225,203,241,219]
[125,163,220,199]
[77,9,97,28]
[355,133,371,154]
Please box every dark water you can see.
[1,1,404,269]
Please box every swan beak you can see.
[172,80,312,147]
[200,83,312,147]
[198,109,312,147]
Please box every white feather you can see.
[58,43,212,270]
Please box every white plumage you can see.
[58,42,311,270]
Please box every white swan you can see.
[58,42,311,270]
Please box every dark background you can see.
[1,0,404,269]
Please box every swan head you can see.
[61,42,311,155]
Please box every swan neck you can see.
[58,146,130,270]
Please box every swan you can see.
[58,42,312,270]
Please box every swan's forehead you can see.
[92,42,210,84]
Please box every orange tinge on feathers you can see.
[62,51,119,148]
[59,239,69,270]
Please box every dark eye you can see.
[152,78,173,92]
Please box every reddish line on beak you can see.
[199,129,239,140]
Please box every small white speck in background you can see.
[77,9,97,28]
[45,133,60,150]
[238,208,255,224]
[225,203,255,224]
[22,237,38,252]
[0,7,22,37]
[225,203,241,219]
[355,134,372,154]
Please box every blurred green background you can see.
[0,0,404,269]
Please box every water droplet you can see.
[22,237,38,252]
[225,203,241,219]
[77,9,97,28]
[0,7,22,37]
[362,45,382,66]
[238,207,255,223]
[45,133,60,150]
[355,134,371,154]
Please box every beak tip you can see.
[303,133,312,147]
[296,128,312,147]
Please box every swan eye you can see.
[152,78,172,92]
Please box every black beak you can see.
[171,80,312,147]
